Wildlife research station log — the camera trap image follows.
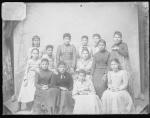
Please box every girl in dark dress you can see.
[32,58,60,114]
[51,61,74,114]
[91,39,110,98]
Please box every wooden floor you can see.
[3,89,149,115]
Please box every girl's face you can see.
[33,38,40,47]
[46,48,53,56]
[111,61,119,71]
[64,37,71,45]
[41,61,49,70]
[82,50,89,60]
[81,38,88,46]
[58,65,66,73]
[98,42,105,51]
[113,34,122,44]
[32,50,39,59]
[93,36,100,47]
[78,73,86,81]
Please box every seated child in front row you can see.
[101,58,135,114]
[32,58,60,114]
[72,69,103,114]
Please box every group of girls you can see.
[16,31,136,114]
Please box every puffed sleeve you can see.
[117,43,129,58]
[107,71,112,89]
[84,59,93,74]
[91,55,96,76]
[88,80,95,94]
[72,45,77,69]
[50,74,57,87]
[68,73,74,91]
[35,72,41,89]
[56,45,61,67]
[119,70,129,90]
[72,81,78,96]
[106,51,111,72]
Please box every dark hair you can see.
[92,33,101,39]
[78,69,86,76]
[81,35,88,40]
[63,33,71,39]
[32,35,40,47]
[31,48,39,54]
[81,47,89,54]
[41,58,49,64]
[114,31,122,38]
[99,39,106,46]
[46,45,53,50]
[57,61,66,68]
[110,58,122,70]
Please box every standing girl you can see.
[77,35,92,58]
[16,48,41,112]
[42,45,57,73]
[92,34,101,56]
[56,33,76,74]
[101,58,135,114]
[91,39,110,98]
[27,35,43,60]
[109,31,135,101]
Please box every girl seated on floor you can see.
[101,58,135,114]
[72,69,103,114]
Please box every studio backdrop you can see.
[13,2,141,98]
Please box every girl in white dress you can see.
[72,69,103,114]
[101,58,135,114]
[16,48,41,112]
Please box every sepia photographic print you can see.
[2,2,149,115]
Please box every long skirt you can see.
[32,87,61,114]
[59,90,75,114]
[92,68,107,98]
[73,94,103,114]
[110,52,135,100]
[101,89,135,114]
[18,71,36,103]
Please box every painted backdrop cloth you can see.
[18,59,40,103]
[101,70,135,114]
[72,79,102,114]
[91,50,110,98]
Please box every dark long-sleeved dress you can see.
[91,49,110,98]
[109,41,134,102]
[32,69,61,114]
[51,71,74,114]
[56,44,76,73]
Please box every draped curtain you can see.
[3,20,19,102]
